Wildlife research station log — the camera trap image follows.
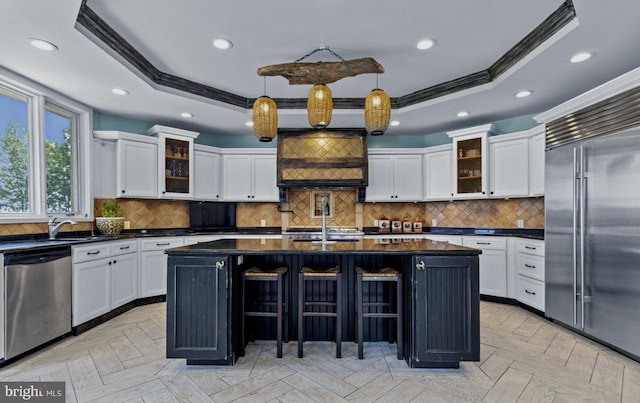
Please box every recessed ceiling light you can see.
[515,90,533,98]
[212,38,233,50]
[390,120,400,127]
[245,121,254,127]
[457,111,470,118]
[111,88,129,96]
[416,39,436,50]
[180,112,194,118]
[28,38,58,51]
[570,52,593,63]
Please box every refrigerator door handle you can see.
[579,146,586,330]
[572,147,579,327]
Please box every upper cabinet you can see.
[194,144,222,201]
[221,150,278,202]
[447,125,489,199]
[147,125,199,199]
[423,145,452,200]
[528,127,545,196]
[367,152,423,202]
[488,134,529,197]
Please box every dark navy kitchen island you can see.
[165,238,481,368]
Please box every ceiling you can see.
[1,0,640,139]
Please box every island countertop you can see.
[165,238,482,256]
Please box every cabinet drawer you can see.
[516,253,545,281]
[140,237,184,251]
[517,275,545,312]
[73,243,112,263]
[463,237,506,250]
[517,239,545,256]
[110,240,137,256]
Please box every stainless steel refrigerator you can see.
[546,126,640,358]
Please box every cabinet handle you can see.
[156,242,170,246]
[490,191,494,195]
[525,246,536,250]
[248,195,251,198]
[216,260,225,270]
[113,259,117,264]
[162,191,166,194]
[108,261,112,265]
[525,289,536,295]
[119,246,130,250]
[451,193,454,196]
[121,190,126,194]
[482,191,486,195]
[86,251,101,255]
[415,260,425,270]
[525,264,536,269]
[252,195,255,199]
[477,242,491,245]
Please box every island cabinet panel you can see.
[407,255,480,368]
[167,255,233,365]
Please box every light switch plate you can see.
[431,219,437,227]
[260,219,266,227]
[517,219,524,228]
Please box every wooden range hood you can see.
[276,128,368,202]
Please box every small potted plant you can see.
[95,201,125,236]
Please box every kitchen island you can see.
[165,238,481,368]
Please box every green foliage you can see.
[46,128,72,213]
[0,122,30,212]
[101,201,120,217]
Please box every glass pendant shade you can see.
[252,96,278,142]
[365,88,391,135]
[307,84,332,129]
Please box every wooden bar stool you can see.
[298,266,342,358]
[356,266,402,360]
[242,266,288,358]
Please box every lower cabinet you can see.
[515,239,545,311]
[463,236,507,297]
[110,248,137,308]
[73,257,111,326]
[166,255,232,364]
[139,237,184,297]
[407,255,480,368]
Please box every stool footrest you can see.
[363,312,399,318]
[304,301,337,307]
[303,312,337,317]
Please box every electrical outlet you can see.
[431,219,437,227]
[373,219,379,227]
[517,219,524,228]
[260,219,266,227]
[124,220,130,229]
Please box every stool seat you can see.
[245,266,288,277]
[301,266,340,276]
[356,267,399,277]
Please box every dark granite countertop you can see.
[166,238,482,256]
[363,227,544,240]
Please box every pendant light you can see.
[252,77,278,142]
[307,83,332,129]
[364,74,391,135]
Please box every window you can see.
[0,69,92,222]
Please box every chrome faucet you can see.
[321,196,328,244]
[48,217,77,240]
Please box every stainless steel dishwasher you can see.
[4,246,72,359]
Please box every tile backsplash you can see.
[236,203,281,227]
[283,189,357,228]
[95,198,189,229]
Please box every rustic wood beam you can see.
[257,57,384,85]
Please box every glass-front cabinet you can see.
[147,125,200,199]
[447,124,489,198]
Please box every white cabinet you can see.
[447,125,489,199]
[489,136,529,197]
[423,234,463,245]
[221,151,278,201]
[528,128,545,196]
[109,240,138,309]
[423,145,452,200]
[367,153,423,201]
[73,256,111,326]
[148,125,200,199]
[516,239,545,311]
[463,236,507,297]
[194,145,221,200]
[139,237,184,298]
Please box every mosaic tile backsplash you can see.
[95,198,190,229]
[285,189,357,228]
[236,203,281,227]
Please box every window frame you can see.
[0,67,93,223]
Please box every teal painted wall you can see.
[93,111,540,148]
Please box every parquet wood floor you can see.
[2,301,639,402]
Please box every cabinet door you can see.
[367,155,395,201]
[394,155,423,201]
[424,149,452,200]
[194,150,221,200]
[529,132,545,196]
[73,258,110,326]
[451,133,487,198]
[111,253,137,308]
[160,135,194,199]
[489,138,529,197]
[167,255,229,361]
[222,155,253,201]
[140,250,169,297]
[252,155,278,201]
[477,249,507,297]
[117,139,158,198]
[409,256,480,367]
